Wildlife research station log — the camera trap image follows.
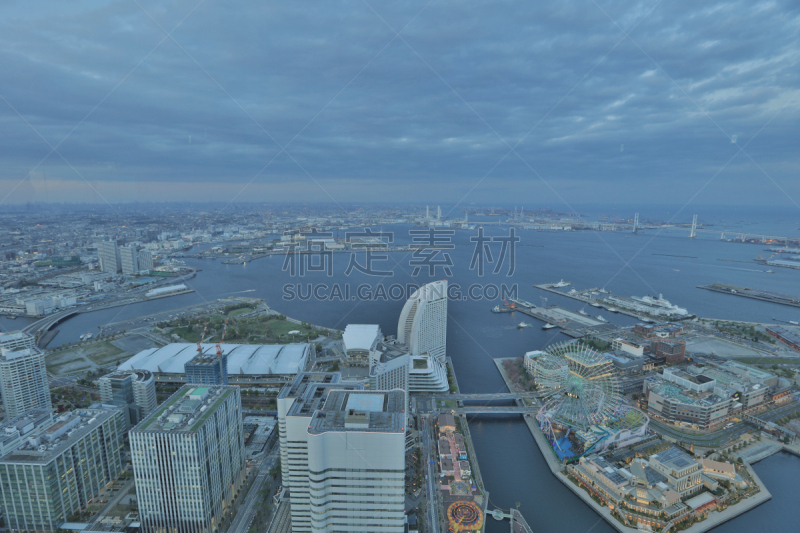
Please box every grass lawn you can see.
[172,326,203,343]
[734,357,800,365]
[47,359,92,375]
[167,314,318,345]
[437,399,457,409]
[84,341,127,364]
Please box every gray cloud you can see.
[0,0,798,205]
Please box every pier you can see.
[507,294,619,337]
[699,283,800,308]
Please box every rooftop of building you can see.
[647,378,728,407]
[119,342,310,376]
[308,389,405,434]
[0,331,31,343]
[0,407,122,464]
[375,339,412,364]
[286,381,363,417]
[0,346,43,362]
[0,409,54,449]
[101,369,154,382]
[278,372,341,400]
[651,446,698,472]
[135,385,235,433]
[185,349,226,365]
[342,324,382,351]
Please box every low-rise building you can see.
[343,324,382,359]
[649,447,703,496]
[650,339,686,364]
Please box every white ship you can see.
[518,322,532,329]
[79,334,86,341]
[85,333,93,340]
[578,309,588,316]
[608,308,619,313]
[630,294,688,316]
[542,323,558,330]
[596,315,608,322]
[553,279,571,288]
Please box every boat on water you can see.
[553,279,571,288]
[86,333,92,340]
[590,302,601,308]
[80,334,86,341]
[542,323,558,330]
[518,322,532,329]
[491,305,513,313]
[596,315,608,322]
[578,309,588,316]
[765,270,774,273]
[608,308,619,313]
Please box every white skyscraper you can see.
[0,331,36,353]
[307,389,406,532]
[131,386,245,533]
[98,240,119,273]
[396,279,448,362]
[277,373,358,532]
[119,245,139,275]
[277,374,406,533]
[0,343,52,419]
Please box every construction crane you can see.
[503,298,516,310]
[196,321,209,354]
[216,319,229,356]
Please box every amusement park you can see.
[531,342,650,462]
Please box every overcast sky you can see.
[1,0,799,207]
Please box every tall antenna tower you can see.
[437,205,441,220]
[689,215,697,238]
[633,212,639,233]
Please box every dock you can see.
[698,283,800,308]
[507,297,618,337]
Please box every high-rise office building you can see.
[307,389,406,532]
[131,386,245,533]
[277,373,405,532]
[0,406,127,532]
[98,240,119,273]
[119,245,139,275]
[277,373,357,532]
[138,249,154,271]
[396,279,448,362]
[98,369,158,426]
[0,345,52,419]
[185,349,228,385]
[0,331,36,353]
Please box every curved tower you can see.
[397,280,448,362]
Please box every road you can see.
[650,399,800,446]
[87,478,135,524]
[419,415,441,533]
[228,450,280,533]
